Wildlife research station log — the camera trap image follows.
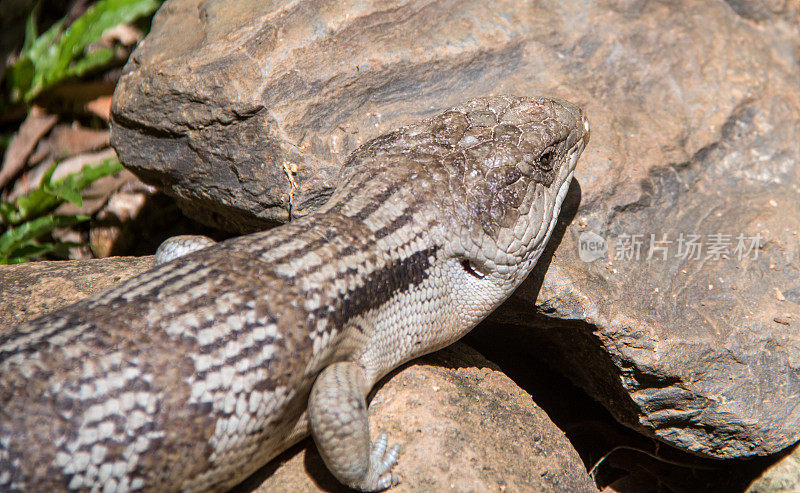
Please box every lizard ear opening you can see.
[460,259,486,279]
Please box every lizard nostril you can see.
[460,259,485,279]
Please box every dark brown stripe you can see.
[244,214,366,265]
[346,183,400,221]
[267,211,431,304]
[372,204,419,240]
[318,245,439,329]
[327,171,371,209]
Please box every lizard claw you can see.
[364,433,400,491]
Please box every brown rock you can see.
[111,0,590,231]
[243,343,596,493]
[0,256,153,329]
[746,442,800,493]
[110,0,800,459]
[489,92,800,459]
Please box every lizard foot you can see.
[154,235,215,264]
[363,433,400,491]
[309,362,401,491]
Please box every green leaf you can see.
[0,214,88,262]
[2,242,79,264]
[11,188,58,223]
[8,0,163,103]
[1,158,123,226]
[6,240,61,263]
[65,48,115,79]
[73,158,124,189]
[5,58,35,103]
[20,19,66,101]
[7,239,84,262]
[51,185,83,207]
[0,155,125,262]
[11,161,65,223]
[45,0,161,99]
[0,201,16,224]
[40,160,60,185]
[21,3,39,53]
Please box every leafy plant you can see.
[6,0,161,103]
[0,158,124,264]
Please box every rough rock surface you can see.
[746,442,800,493]
[245,343,596,493]
[0,259,595,491]
[110,0,800,458]
[497,95,800,459]
[0,256,154,329]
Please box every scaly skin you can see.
[0,96,589,491]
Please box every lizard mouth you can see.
[556,111,589,193]
[528,111,589,257]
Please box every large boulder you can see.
[495,95,800,458]
[110,0,800,458]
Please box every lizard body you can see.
[0,96,588,491]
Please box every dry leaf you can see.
[0,106,58,190]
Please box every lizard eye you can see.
[536,147,555,171]
[460,259,486,279]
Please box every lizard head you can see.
[333,95,588,315]
[431,96,589,287]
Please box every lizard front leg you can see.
[308,361,401,491]
[154,234,216,264]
